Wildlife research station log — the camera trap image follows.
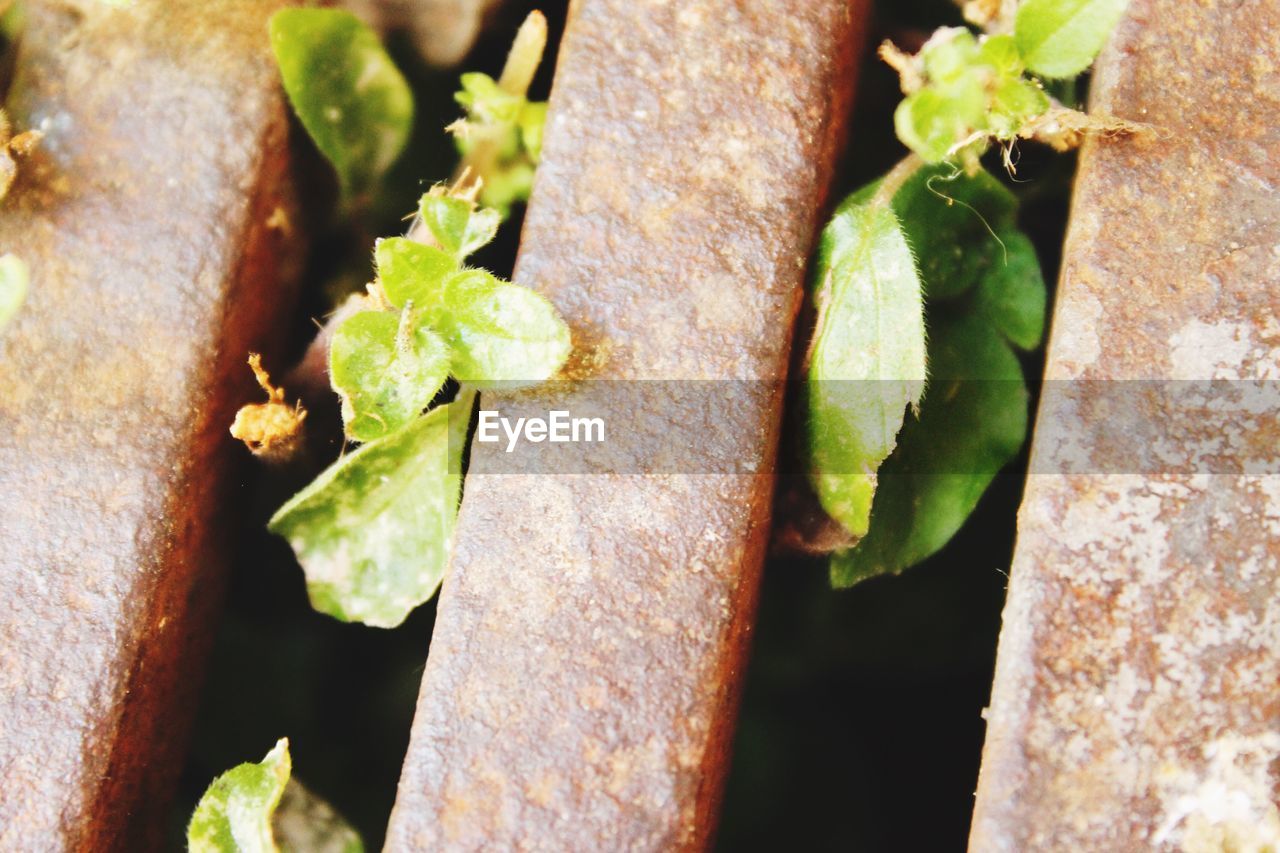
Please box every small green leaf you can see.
[269,9,413,198]
[417,195,502,260]
[452,72,546,215]
[269,394,472,628]
[892,165,1018,300]
[329,309,450,443]
[988,76,1050,137]
[0,253,28,333]
[1015,0,1129,79]
[430,269,570,387]
[375,237,455,309]
[188,739,292,853]
[518,101,547,161]
[805,184,927,540]
[894,86,985,165]
[830,309,1028,586]
[973,229,1047,350]
[455,72,524,123]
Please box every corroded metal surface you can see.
[0,1,302,847]
[385,0,865,848]
[971,0,1280,849]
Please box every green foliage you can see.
[453,72,547,215]
[329,309,450,443]
[890,0,1126,164]
[330,194,569,440]
[430,268,571,387]
[417,194,501,261]
[188,739,291,853]
[894,30,1048,165]
[815,166,1046,584]
[1015,0,1129,79]
[375,238,456,307]
[269,9,413,199]
[0,252,27,333]
[269,394,472,628]
[829,310,1030,586]
[805,182,927,540]
[892,166,1017,300]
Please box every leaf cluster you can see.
[805,166,1047,585]
[453,72,548,215]
[892,0,1128,168]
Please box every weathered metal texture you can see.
[971,1,1280,850]
[0,1,302,848]
[385,0,864,848]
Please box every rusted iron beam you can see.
[385,0,865,848]
[0,1,302,848]
[971,0,1280,849]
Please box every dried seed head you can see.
[230,353,307,462]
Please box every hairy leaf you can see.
[892,29,1050,165]
[430,268,570,387]
[417,195,501,260]
[805,185,927,540]
[1015,0,1129,79]
[188,739,291,853]
[0,252,27,333]
[330,309,450,443]
[269,9,413,197]
[269,394,472,628]
[375,237,455,308]
[830,309,1028,586]
[973,228,1047,350]
[893,165,1018,300]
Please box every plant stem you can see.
[871,153,923,210]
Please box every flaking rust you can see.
[971,0,1280,850]
[385,0,866,848]
[0,1,304,848]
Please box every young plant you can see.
[804,0,1132,585]
[270,185,569,628]
[188,740,363,853]
[245,9,565,628]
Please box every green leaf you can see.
[830,309,1028,586]
[374,237,455,309]
[329,309,450,443]
[417,195,502,260]
[892,165,1018,300]
[988,76,1050,138]
[269,394,472,628]
[894,86,986,165]
[805,184,927,540]
[188,739,292,853]
[518,101,547,161]
[429,268,570,387]
[269,9,413,198]
[1014,0,1129,79]
[455,72,524,123]
[973,229,1047,349]
[0,253,28,333]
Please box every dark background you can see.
[172,0,1072,848]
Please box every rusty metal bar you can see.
[971,0,1280,848]
[0,1,302,848]
[385,0,866,847]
